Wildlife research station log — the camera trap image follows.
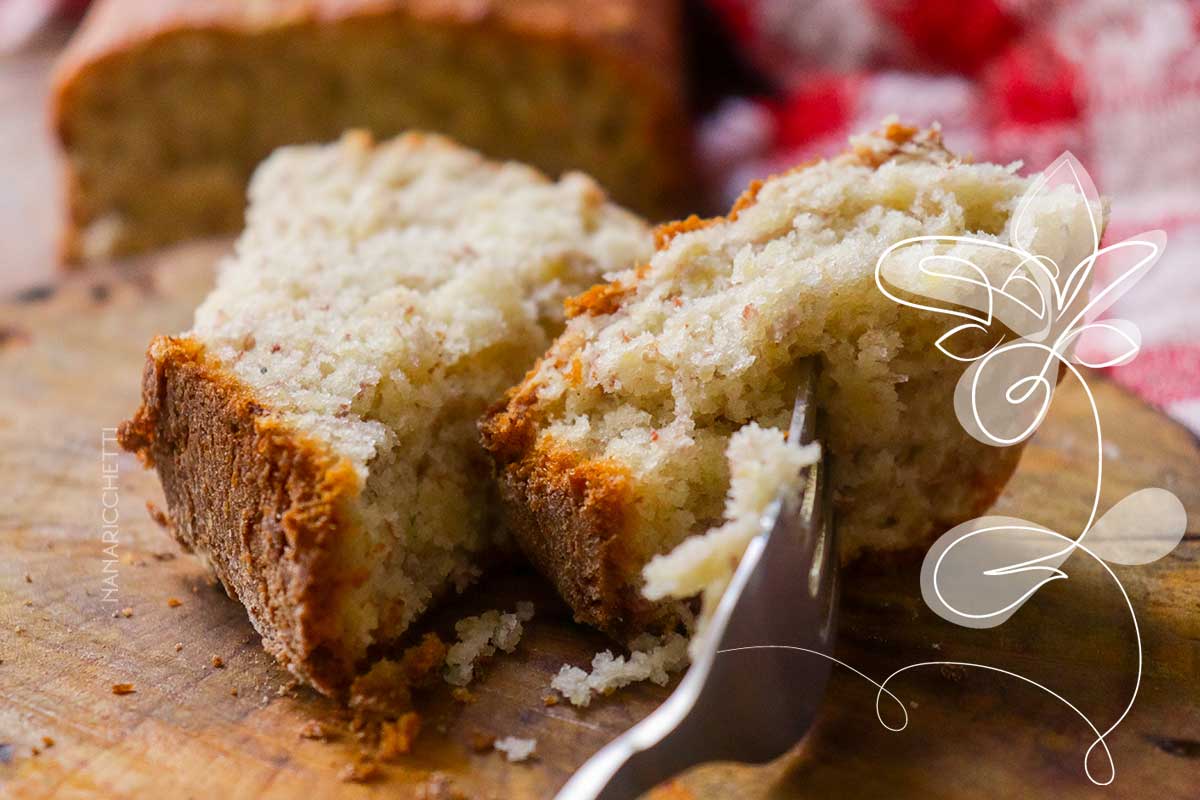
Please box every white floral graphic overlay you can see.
[870,152,1186,785]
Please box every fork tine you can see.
[561,525,779,800]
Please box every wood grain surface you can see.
[1,241,1198,799]
[2,26,1199,800]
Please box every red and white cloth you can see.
[700,0,1200,431]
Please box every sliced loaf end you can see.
[482,122,1096,636]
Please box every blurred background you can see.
[1,0,1197,424]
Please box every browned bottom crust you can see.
[118,335,362,695]
[481,354,683,637]
[492,437,679,637]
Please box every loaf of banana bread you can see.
[52,0,689,262]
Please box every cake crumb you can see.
[111,683,135,695]
[469,730,495,752]
[416,772,466,800]
[24,574,32,583]
[298,720,330,740]
[14,626,25,634]
[552,633,689,708]
[377,712,421,760]
[543,694,559,706]
[443,602,534,686]
[493,736,536,762]
[450,687,475,704]
[119,607,133,618]
[174,642,183,652]
[210,656,224,668]
[145,501,172,530]
[41,736,54,748]
[229,687,239,697]
[337,757,379,783]
[167,597,182,608]
[350,633,447,716]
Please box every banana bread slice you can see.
[480,123,1099,637]
[119,131,651,694]
[52,0,690,262]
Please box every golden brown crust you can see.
[652,214,719,249]
[491,436,671,634]
[52,0,683,96]
[118,335,361,695]
[51,0,691,263]
[481,331,675,635]
[564,280,632,320]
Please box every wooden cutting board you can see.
[1,241,1199,800]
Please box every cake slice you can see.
[118,131,652,694]
[51,0,690,262]
[480,123,1099,636]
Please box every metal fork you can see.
[557,360,839,800]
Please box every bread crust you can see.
[482,373,678,635]
[118,336,362,695]
[51,0,691,263]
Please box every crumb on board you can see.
[24,574,31,583]
[349,633,447,716]
[450,687,475,704]
[443,601,535,686]
[298,720,331,740]
[14,626,25,634]
[145,501,172,530]
[31,747,40,756]
[552,633,689,707]
[468,730,495,753]
[111,683,135,695]
[41,736,54,748]
[119,607,133,618]
[174,642,183,652]
[23,600,32,607]
[337,757,379,783]
[543,694,559,707]
[647,779,698,800]
[493,736,536,762]
[415,771,466,800]
[210,656,224,668]
[167,597,182,608]
[230,687,239,697]
[376,712,421,761]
